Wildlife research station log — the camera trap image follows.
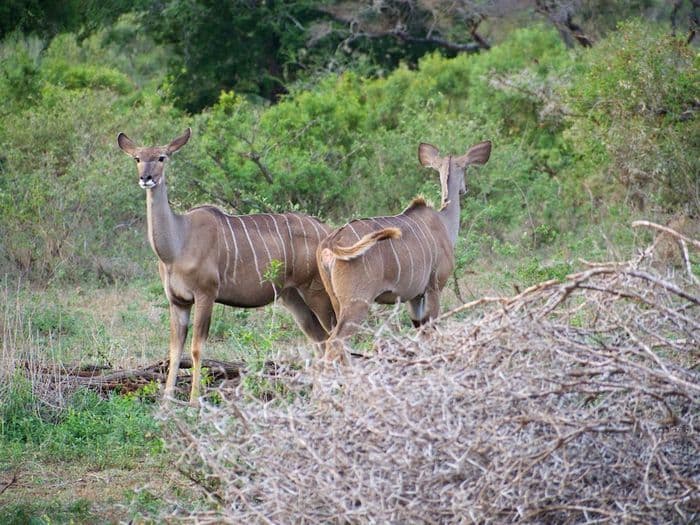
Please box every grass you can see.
[1,499,96,525]
[0,275,322,522]
[0,370,167,522]
[0,215,686,522]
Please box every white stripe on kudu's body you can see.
[318,140,492,362]
[118,129,335,406]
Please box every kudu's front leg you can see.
[296,279,336,336]
[164,302,192,399]
[189,294,215,406]
[408,288,441,329]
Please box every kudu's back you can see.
[318,198,451,309]
[198,207,330,307]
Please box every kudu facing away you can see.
[118,129,334,405]
[318,140,492,361]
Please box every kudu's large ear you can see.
[456,140,492,167]
[167,128,191,154]
[418,143,441,170]
[117,133,138,156]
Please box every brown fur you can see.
[318,140,492,362]
[118,129,335,405]
[330,227,402,260]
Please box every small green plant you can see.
[263,259,284,289]
[0,499,96,525]
[533,223,558,247]
[1,374,162,468]
[29,305,81,338]
[125,488,163,519]
[130,380,161,402]
[492,239,518,258]
[513,258,573,287]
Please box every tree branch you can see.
[239,151,274,184]
[392,29,484,52]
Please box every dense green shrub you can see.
[0,32,43,112]
[564,20,699,213]
[0,27,186,281]
[1,19,697,283]
[185,26,573,223]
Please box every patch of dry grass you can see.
[162,226,700,523]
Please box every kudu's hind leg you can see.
[189,294,214,407]
[280,288,328,351]
[325,299,370,363]
[296,279,336,335]
[407,294,428,328]
[164,302,191,399]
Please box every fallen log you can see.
[20,357,246,395]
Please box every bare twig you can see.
[0,472,17,496]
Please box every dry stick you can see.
[625,269,700,306]
[679,239,700,285]
[0,472,17,495]
[633,219,700,285]
[159,236,699,522]
[632,220,700,251]
[436,280,561,322]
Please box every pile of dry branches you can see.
[164,223,699,523]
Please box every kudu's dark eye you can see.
[134,157,140,163]
[158,156,165,162]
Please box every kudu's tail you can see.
[327,227,402,261]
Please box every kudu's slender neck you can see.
[438,161,462,247]
[145,175,186,264]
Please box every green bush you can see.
[564,20,699,213]
[0,32,43,112]
[0,27,185,281]
[186,26,572,225]
[2,19,697,283]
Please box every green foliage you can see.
[0,0,137,40]
[0,498,96,525]
[2,17,697,285]
[186,27,573,224]
[0,374,162,467]
[0,24,185,281]
[27,303,81,337]
[565,20,699,213]
[124,488,164,520]
[0,32,43,111]
[513,258,573,286]
[141,0,335,111]
[42,34,132,93]
[263,259,285,289]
